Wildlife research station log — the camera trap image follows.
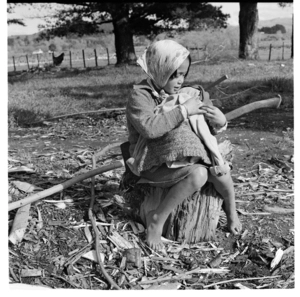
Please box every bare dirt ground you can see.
[8,108,294,290]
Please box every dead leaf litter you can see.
[8,113,294,289]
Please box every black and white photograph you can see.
[7,1,295,291]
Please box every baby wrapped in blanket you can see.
[127,86,230,177]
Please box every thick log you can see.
[225,96,282,121]
[140,184,223,243]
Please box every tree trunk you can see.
[139,184,223,243]
[110,4,137,65]
[123,181,223,243]
[239,2,259,59]
[291,14,293,58]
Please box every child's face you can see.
[163,58,190,94]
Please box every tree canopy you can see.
[39,2,229,37]
[258,24,286,34]
[278,2,293,8]
[36,2,229,64]
[7,3,26,26]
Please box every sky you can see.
[213,2,293,26]
[7,2,294,36]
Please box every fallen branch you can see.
[89,209,121,290]
[240,191,265,196]
[240,189,293,196]
[50,273,78,288]
[64,242,94,267]
[264,205,294,214]
[139,267,229,285]
[8,203,31,244]
[205,75,228,90]
[88,154,121,290]
[225,95,282,121]
[9,268,19,282]
[30,107,126,125]
[265,189,294,193]
[203,275,281,288]
[139,274,192,285]
[237,209,271,216]
[94,142,122,161]
[8,161,124,211]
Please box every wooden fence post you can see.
[69,51,72,68]
[94,49,98,67]
[106,48,110,65]
[26,55,30,70]
[268,44,272,61]
[282,42,285,60]
[82,49,86,68]
[12,56,16,72]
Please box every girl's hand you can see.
[182,96,207,116]
[201,105,226,127]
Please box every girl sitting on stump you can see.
[126,40,242,251]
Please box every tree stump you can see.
[139,184,223,243]
[121,140,233,244]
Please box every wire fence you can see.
[7,42,292,73]
[187,41,292,62]
[7,46,146,72]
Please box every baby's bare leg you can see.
[208,173,242,235]
[146,166,208,251]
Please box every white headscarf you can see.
[137,40,190,89]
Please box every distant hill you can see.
[258,18,292,31]
[228,17,292,31]
[9,22,114,38]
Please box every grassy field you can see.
[7,43,292,73]
[8,25,292,72]
[8,57,293,128]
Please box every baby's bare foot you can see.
[227,213,242,235]
[146,211,165,251]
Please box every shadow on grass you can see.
[8,69,94,85]
[186,76,293,109]
[8,107,50,128]
[34,81,134,111]
[50,76,293,109]
[224,108,293,134]
[8,72,293,130]
[8,64,140,85]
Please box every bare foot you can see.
[227,213,242,235]
[145,211,165,251]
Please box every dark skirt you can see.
[138,162,208,188]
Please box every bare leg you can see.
[146,166,208,251]
[208,173,242,235]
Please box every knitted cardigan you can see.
[126,80,212,174]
